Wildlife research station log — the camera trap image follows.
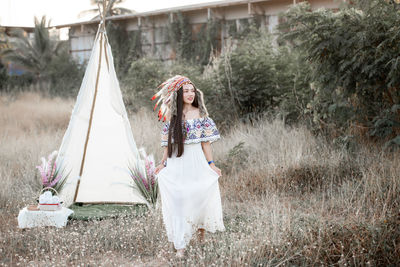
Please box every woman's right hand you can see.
[155,164,165,175]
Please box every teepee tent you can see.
[56,3,145,207]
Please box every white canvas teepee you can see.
[56,16,145,207]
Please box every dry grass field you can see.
[0,92,399,266]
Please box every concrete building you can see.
[56,0,343,64]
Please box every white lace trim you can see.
[161,135,220,147]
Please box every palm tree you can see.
[1,16,64,81]
[79,0,134,20]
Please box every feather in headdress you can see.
[151,75,191,121]
[151,75,209,121]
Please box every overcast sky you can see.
[0,0,217,27]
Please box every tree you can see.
[1,16,83,95]
[278,0,400,146]
[79,0,134,20]
[1,16,64,81]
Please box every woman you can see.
[153,75,225,257]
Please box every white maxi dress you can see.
[157,117,225,249]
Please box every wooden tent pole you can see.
[73,22,106,203]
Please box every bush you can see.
[121,31,313,131]
[279,0,400,145]
[46,47,84,97]
[0,44,83,97]
[122,58,166,111]
[0,61,7,90]
[204,30,312,126]
[1,73,35,93]
[107,21,142,78]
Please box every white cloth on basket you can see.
[157,117,225,249]
[18,207,74,228]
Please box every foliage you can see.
[46,44,84,96]
[122,58,166,111]
[122,30,311,130]
[278,0,400,145]
[123,0,400,148]
[0,73,34,93]
[227,17,263,40]
[0,16,83,96]
[166,13,267,66]
[204,30,312,125]
[106,21,142,78]
[36,151,69,193]
[275,48,313,124]
[0,61,8,89]
[80,0,133,20]
[192,18,221,65]
[167,12,193,62]
[219,141,249,175]
[222,31,277,118]
[128,148,158,208]
[167,12,221,65]
[163,60,205,88]
[1,16,64,80]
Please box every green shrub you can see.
[1,17,83,96]
[1,73,35,93]
[107,21,142,78]
[46,47,84,97]
[0,61,8,90]
[204,30,312,126]
[279,0,400,145]
[122,58,166,111]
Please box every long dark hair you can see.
[167,85,199,158]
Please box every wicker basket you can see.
[38,187,62,211]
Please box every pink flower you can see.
[36,151,62,188]
[141,176,149,190]
[49,175,61,187]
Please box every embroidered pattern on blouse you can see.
[161,117,220,147]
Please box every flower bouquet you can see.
[128,148,158,209]
[35,151,69,210]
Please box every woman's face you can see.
[182,83,195,105]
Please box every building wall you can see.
[66,0,342,63]
[69,25,97,64]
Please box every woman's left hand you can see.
[210,165,222,176]
[155,164,165,175]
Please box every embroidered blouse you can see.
[161,117,220,147]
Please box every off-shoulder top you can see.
[161,117,220,147]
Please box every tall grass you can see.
[0,92,399,266]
